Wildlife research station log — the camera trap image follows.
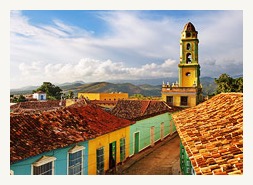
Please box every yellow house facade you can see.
[78,92,129,101]
[161,87,200,107]
[88,126,130,175]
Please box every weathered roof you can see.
[183,22,197,32]
[10,104,133,164]
[10,100,66,113]
[172,93,243,175]
[111,100,182,121]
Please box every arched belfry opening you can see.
[186,53,192,63]
[186,43,191,50]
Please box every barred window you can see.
[120,138,126,162]
[32,156,56,175]
[96,147,104,175]
[68,145,85,175]
[68,151,82,175]
[181,96,188,106]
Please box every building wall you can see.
[10,141,89,175]
[87,127,130,175]
[161,93,197,107]
[180,40,199,64]
[129,113,174,156]
[181,67,197,87]
[100,93,128,101]
[33,93,46,100]
[78,93,100,100]
[78,93,128,101]
[66,99,78,106]
[180,141,193,175]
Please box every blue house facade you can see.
[11,142,89,175]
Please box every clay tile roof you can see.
[172,93,243,175]
[10,104,133,164]
[10,100,66,114]
[111,100,182,121]
[183,22,197,32]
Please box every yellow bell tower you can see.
[179,22,200,88]
[161,22,203,107]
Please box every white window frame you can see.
[186,159,191,166]
[32,156,56,175]
[120,137,126,162]
[10,170,14,175]
[67,145,85,175]
[96,147,105,175]
[191,167,196,175]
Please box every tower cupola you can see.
[181,22,198,39]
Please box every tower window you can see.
[186,43,191,50]
[166,96,173,106]
[186,72,191,76]
[181,96,188,106]
[186,32,191,37]
[186,53,192,63]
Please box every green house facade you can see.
[129,112,176,156]
[180,141,194,175]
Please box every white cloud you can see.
[11,58,177,88]
[10,10,243,89]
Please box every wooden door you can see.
[109,141,116,169]
[134,132,140,154]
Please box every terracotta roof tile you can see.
[172,93,243,175]
[10,100,66,113]
[111,100,183,121]
[10,104,133,164]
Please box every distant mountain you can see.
[57,80,85,86]
[108,77,178,86]
[10,81,85,95]
[10,77,218,97]
[11,85,39,92]
[10,85,39,95]
[200,77,217,95]
[231,74,243,78]
[73,82,162,97]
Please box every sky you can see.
[3,1,253,183]
[10,10,243,89]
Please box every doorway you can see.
[134,132,140,154]
[109,141,116,169]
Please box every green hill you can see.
[74,82,161,97]
[10,77,218,97]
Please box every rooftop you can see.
[10,104,133,164]
[172,93,243,175]
[111,100,183,121]
[183,22,197,32]
[10,100,66,113]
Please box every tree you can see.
[33,82,62,100]
[214,73,243,94]
[66,91,74,99]
[233,77,243,93]
[11,94,26,103]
